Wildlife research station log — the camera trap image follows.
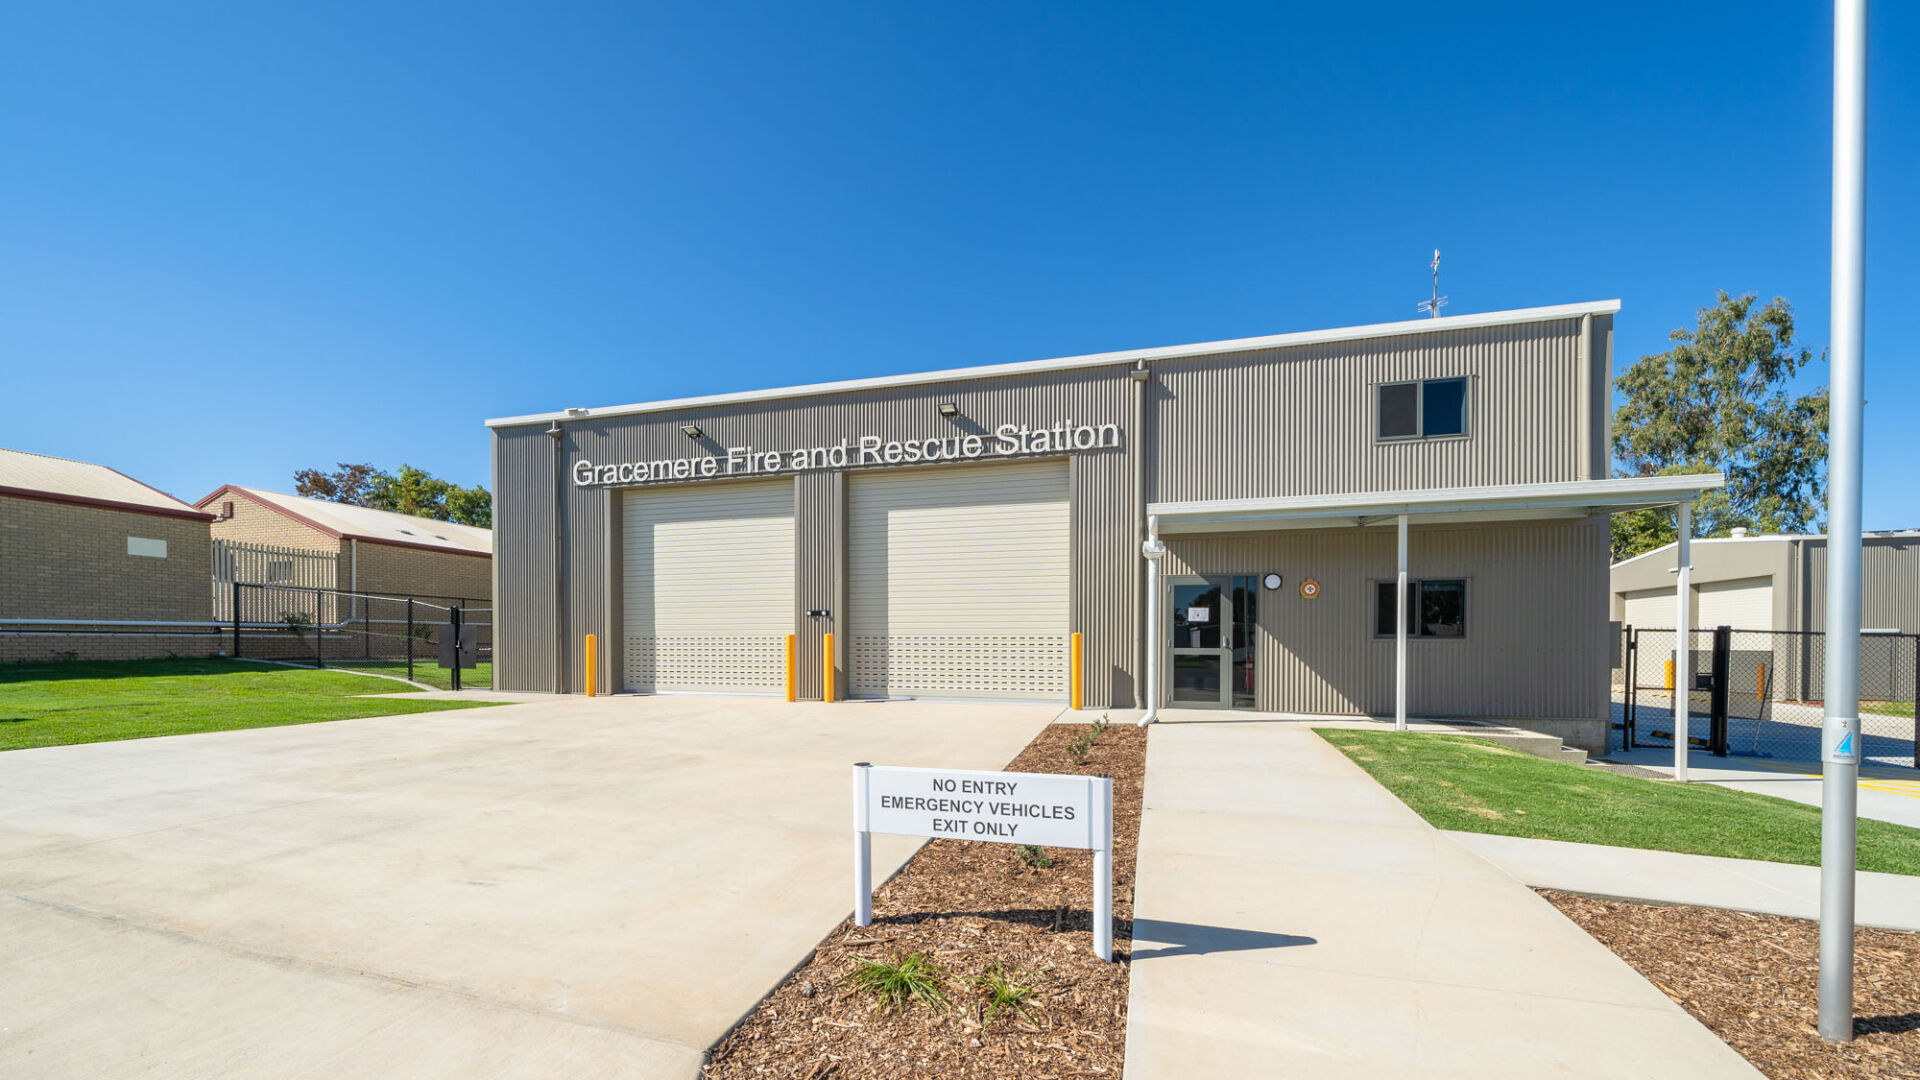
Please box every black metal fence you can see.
[228,582,492,689]
[1613,624,1918,767]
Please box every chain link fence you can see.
[1613,624,1917,768]
[227,582,492,690]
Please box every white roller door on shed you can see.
[848,459,1069,700]
[1622,587,1674,630]
[1622,577,1775,632]
[1697,577,1774,631]
[621,479,793,693]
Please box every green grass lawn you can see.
[316,659,494,691]
[1317,727,1920,876]
[0,657,495,751]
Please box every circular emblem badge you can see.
[1262,573,1283,591]
[1299,578,1320,600]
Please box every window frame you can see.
[1375,376,1472,443]
[1372,577,1470,641]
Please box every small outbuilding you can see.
[0,446,216,662]
[1610,529,1920,634]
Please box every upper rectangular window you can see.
[1377,377,1469,440]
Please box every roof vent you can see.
[1731,527,1751,539]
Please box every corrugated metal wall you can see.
[794,470,843,700]
[492,425,559,692]
[1804,536,1920,633]
[1150,319,1587,502]
[1161,517,1609,720]
[498,367,1136,701]
[491,315,1600,706]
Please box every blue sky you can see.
[1,2,1913,526]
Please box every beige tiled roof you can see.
[220,487,492,555]
[0,446,203,515]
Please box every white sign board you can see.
[853,763,1114,961]
[861,765,1101,848]
[1186,606,1209,623]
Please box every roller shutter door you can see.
[848,459,1069,700]
[1697,577,1774,631]
[621,479,793,693]
[1621,587,1673,630]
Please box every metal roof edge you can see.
[485,299,1622,429]
[1147,473,1722,520]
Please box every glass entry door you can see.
[1169,576,1258,709]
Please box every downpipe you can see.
[1138,523,1165,727]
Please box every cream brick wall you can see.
[206,493,337,552]
[0,494,213,622]
[347,541,492,603]
[0,632,224,665]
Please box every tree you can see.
[294,462,387,505]
[291,462,492,529]
[1610,291,1828,561]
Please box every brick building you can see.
[195,485,492,602]
[0,446,217,662]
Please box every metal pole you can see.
[1820,0,1867,1043]
[406,598,415,683]
[315,592,324,668]
[1675,501,1693,782]
[1092,775,1114,962]
[450,606,462,692]
[852,764,873,926]
[1911,635,1917,769]
[231,580,241,658]
[1396,514,1409,731]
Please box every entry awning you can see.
[1148,474,1725,535]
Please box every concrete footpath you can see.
[1607,746,1920,830]
[1122,722,1762,1079]
[1451,830,1920,931]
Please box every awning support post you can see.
[1396,513,1408,731]
[1675,500,1693,782]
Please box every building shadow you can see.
[1128,918,1317,960]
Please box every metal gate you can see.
[1615,624,1919,768]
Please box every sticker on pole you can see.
[1823,716,1862,765]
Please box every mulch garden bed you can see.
[703,720,1146,1079]
[1545,891,1920,1079]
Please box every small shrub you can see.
[1066,712,1113,765]
[973,961,1042,1028]
[1016,844,1054,869]
[844,951,949,1014]
[278,611,313,637]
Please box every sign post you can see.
[852,763,1114,961]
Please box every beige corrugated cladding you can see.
[489,309,1612,708]
[847,459,1069,700]
[620,478,794,693]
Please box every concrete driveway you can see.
[0,695,1057,1078]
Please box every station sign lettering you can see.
[572,421,1121,487]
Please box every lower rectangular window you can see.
[1374,578,1467,638]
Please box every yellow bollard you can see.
[584,634,597,698]
[1071,632,1084,711]
[1664,658,1675,691]
[785,634,797,703]
[823,632,836,704]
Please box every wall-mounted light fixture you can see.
[937,402,960,418]
[681,424,704,439]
